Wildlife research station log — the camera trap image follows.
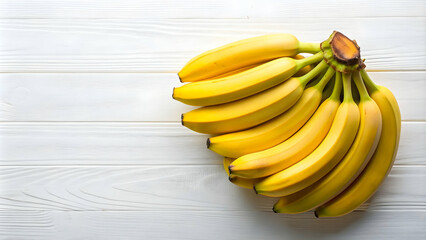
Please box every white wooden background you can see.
[0,1,425,239]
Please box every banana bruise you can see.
[315,70,401,218]
[178,33,321,82]
[254,72,360,197]
[273,71,382,214]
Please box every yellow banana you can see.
[223,157,263,189]
[228,71,341,178]
[178,33,321,82]
[210,55,311,80]
[182,60,329,135]
[173,52,323,106]
[273,71,382,214]
[315,69,401,217]
[209,62,266,80]
[254,72,360,197]
[208,66,335,158]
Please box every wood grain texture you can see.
[0,166,424,211]
[1,1,425,239]
[0,122,424,166]
[0,18,425,73]
[0,0,425,18]
[0,210,425,240]
[0,72,424,121]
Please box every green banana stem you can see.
[298,42,322,54]
[299,59,328,85]
[342,72,354,102]
[353,71,371,102]
[330,72,342,101]
[315,67,335,91]
[360,69,379,93]
[296,51,324,70]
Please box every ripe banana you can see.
[223,157,263,189]
[228,71,341,178]
[208,66,335,158]
[273,71,382,214]
[174,32,401,218]
[315,70,401,217]
[209,62,266,80]
[254,72,360,197]
[182,60,328,134]
[210,55,312,80]
[173,52,323,106]
[178,33,321,82]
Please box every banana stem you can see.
[342,72,354,102]
[330,72,342,101]
[298,42,322,53]
[360,69,379,93]
[353,71,371,101]
[299,59,328,85]
[296,51,324,70]
[315,67,335,91]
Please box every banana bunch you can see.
[173,31,401,217]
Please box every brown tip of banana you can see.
[181,114,184,126]
[314,211,319,218]
[172,87,175,99]
[272,206,278,213]
[228,165,234,175]
[178,73,183,83]
[253,185,258,194]
[206,138,211,148]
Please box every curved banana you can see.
[273,71,382,214]
[182,60,329,135]
[254,72,360,197]
[210,55,312,80]
[223,157,263,189]
[208,66,335,158]
[173,52,323,106]
[315,69,401,218]
[228,71,341,178]
[208,62,266,80]
[178,33,321,82]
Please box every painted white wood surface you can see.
[0,122,424,166]
[0,18,425,73]
[0,211,424,240]
[0,72,424,121]
[0,0,425,239]
[0,165,425,211]
[0,0,425,18]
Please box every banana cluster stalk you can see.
[173,31,401,217]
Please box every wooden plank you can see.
[0,210,425,240]
[0,122,423,166]
[0,18,424,72]
[0,0,424,19]
[0,166,424,211]
[0,72,424,121]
